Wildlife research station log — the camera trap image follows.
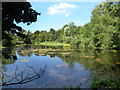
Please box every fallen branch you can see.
[1,64,47,86]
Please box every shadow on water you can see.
[2,45,120,88]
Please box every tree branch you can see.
[1,64,47,86]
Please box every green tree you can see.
[91,2,120,49]
[24,30,32,44]
[2,2,40,46]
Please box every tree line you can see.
[2,2,120,50]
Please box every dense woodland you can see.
[2,2,120,50]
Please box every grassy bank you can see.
[1,42,71,47]
[16,44,27,46]
[35,42,71,46]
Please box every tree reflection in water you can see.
[2,45,120,88]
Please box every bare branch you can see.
[1,64,47,86]
[15,66,20,82]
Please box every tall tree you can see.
[2,2,40,46]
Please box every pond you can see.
[1,45,120,88]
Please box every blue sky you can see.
[17,2,100,32]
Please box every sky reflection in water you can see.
[2,45,120,88]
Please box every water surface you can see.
[2,45,120,88]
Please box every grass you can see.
[16,44,27,46]
[35,41,71,46]
[1,42,71,47]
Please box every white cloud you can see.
[48,3,78,16]
[54,3,77,9]
[65,13,69,17]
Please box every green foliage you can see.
[24,30,32,44]
[32,27,65,44]
[91,77,120,88]
[3,1,120,50]
[61,1,120,50]
[2,2,40,46]
[35,41,67,46]
[90,2,120,49]
[2,48,17,65]
[2,39,13,47]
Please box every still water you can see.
[1,45,120,88]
